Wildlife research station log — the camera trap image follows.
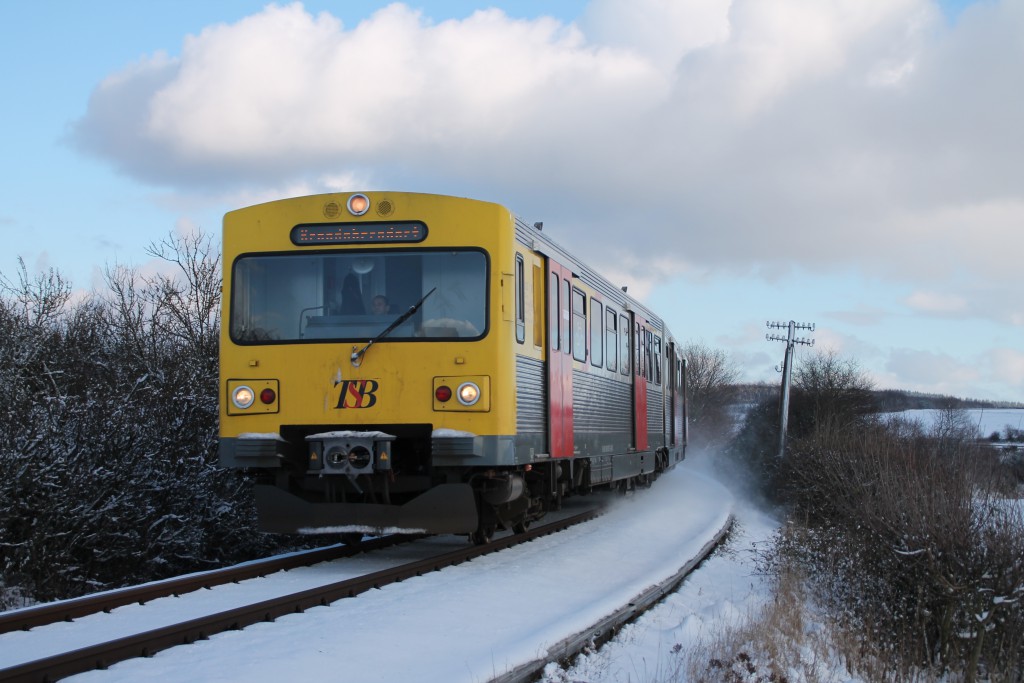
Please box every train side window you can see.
[640,328,646,379]
[571,287,587,362]
[644,329,651,381]
[562,279,571,355]
[515,254,525,344]
[654,335,662,384]
[605,307,617,373]
[549,272,559,351]
[590,299,603,368]
[532,265,544,347]
[649,331,655,381]
[677,352,683,394]
[637,323,644,377]
[619,314,629,375]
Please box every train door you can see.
[631,312,649,452]
[547,260,574,457]
[668,342,685,447]
[680,353,688,448]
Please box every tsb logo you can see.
[335,379,379,409]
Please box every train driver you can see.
[371,294,392,315]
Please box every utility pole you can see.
[766,320,815,459]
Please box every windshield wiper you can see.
[350,287,436,367]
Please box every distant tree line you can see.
[729,384,1023,413]
[872,388,1024,412]
[0,232,285,608]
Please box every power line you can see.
[766,320,815,458]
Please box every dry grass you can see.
[682,565,842,683]
[678,558,993,683]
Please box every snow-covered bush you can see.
[724,350,1023,679]
[0,234,282,607]
[723,350,878,506]
[777,421,1024,680]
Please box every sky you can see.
[0,0,1021,402]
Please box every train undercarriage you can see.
[230,424,673,545]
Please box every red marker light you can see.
[260,388,276,404]
[435,385,452,402]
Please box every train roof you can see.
[224,190,668,335]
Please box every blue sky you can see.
[1,0,1021,402]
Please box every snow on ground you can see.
[539,448,782,683]
[896,408,1024,438]
[58,460,735,683]
[540,498,779,683]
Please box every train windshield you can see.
[230,249,488,343]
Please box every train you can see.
[218,192,687,543]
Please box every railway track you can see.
[0,534,422,636]
[0,508,602,683]
[490,514,735,683]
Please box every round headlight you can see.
[457,382,480,406]
[347,193,370,216]
[232,385,255,409]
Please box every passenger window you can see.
[646,329,654,381]
[549,272,559,351]
[654,335,662,384]
[515,254,525,344]
[637,324,644,377]
[619,314,629,375]
[532,266,544,347]
[562,279,571,355]
[590,299,603,367]
[605,308,617,372]
[571,288,586,362]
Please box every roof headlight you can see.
[347,193,370,216]
[457,382,480,406]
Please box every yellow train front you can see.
[219,191,687,543]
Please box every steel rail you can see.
[0,533,423,635]
[0,508,601,683]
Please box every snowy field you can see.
[60,459,736,683]
[896,408,1024,438]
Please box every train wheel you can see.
[471,524,495,545]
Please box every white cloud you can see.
[688,0,931,115]
[580,0,732,69]
[905,290,969,314]
[886,347,980,394]
[986,348,1024,388]
[76,3,663,185]
[70,0,1024,329]
[823,306,890,326]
